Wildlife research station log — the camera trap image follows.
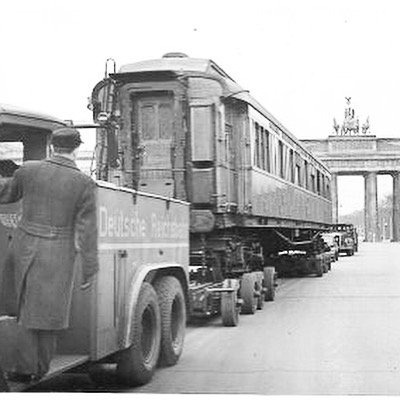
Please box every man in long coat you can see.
[0,127,98,380]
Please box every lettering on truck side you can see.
[98,206,187,240]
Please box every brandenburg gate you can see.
[302,99,400,242]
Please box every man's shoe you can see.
[0,371,9,392]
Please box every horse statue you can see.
[341,116,359,135]
[362,117,370,134]
[333,118,340,135]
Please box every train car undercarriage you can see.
[188,226,331,326]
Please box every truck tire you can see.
[240,273,257,314]
[221,291,239,326]
[117,282,161,386]
[154,276,186,366]
[263,267,275,301]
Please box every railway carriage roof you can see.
[118,56,330,174]
[119,57,235,79]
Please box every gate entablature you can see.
[302,136,400,175]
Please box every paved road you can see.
[30,243,400,394]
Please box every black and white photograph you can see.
[1,0,400,395]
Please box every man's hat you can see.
[51,127,83,150]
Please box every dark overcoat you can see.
[0,155,98,330]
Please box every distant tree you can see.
[340,194,393,240]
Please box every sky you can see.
[1,0,400,214]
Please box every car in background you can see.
[337,232,355,256]
[333,224,358,252]
[321,232,340,261]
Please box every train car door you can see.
[131,92,175,197]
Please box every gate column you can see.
[364,171,379,242]
[392,172,400,241]
[331,173,338,224]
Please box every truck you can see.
[0,104,189,391]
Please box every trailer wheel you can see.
[263,267,276,301]
[117,282,161,387]
[154,276,186,366]
[254,274,264,310]
[315,259,323,277]
[323,258,329,273]
[221,292,239,326]
[240,273,257,314]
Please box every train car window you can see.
[264,129,270,172]
[260,126,265,170]
[304,160,309,190]
[140,104,157,140]
[272,136,277,175]
[253,122,259,167]
[257,123,263,169]
[317,171,321,195]
[191,105,214,161]
[159,103,173,139]
[311,173,316,193]
[326,183,331,200]
[136,100,173,141]
[289,149,294,183]
[295,164,301,186]
[278,141,284,178]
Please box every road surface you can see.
[30,242,400,394]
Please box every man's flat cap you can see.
[51,127,83,150]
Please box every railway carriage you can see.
[91,53,333,324]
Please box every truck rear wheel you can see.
[221,291,239,326]
[240,273,257,314]
[263,267,275,301]
[117,282,161,387]
[154,276,186,366]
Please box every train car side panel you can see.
[250,169,332,225]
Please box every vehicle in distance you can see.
[321,232,339,261]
